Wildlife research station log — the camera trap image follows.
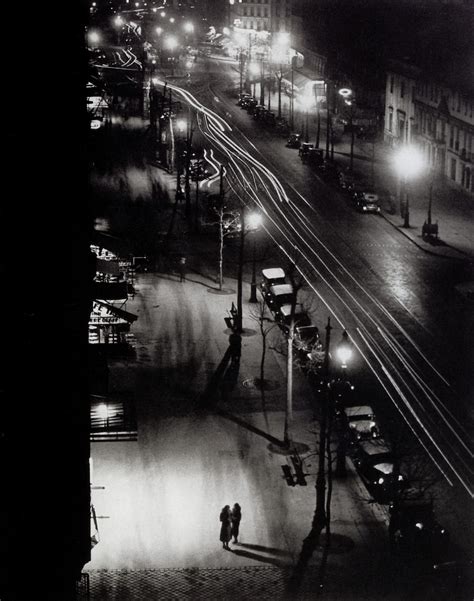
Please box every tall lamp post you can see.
[393,145,424,228]
[314,319,353,525]
[339,88,355,173]
[248,212,263,303]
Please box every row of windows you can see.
[240,0,270,3]
[239,19,269,30]
[390,75,473,119]
[241,6,269,16]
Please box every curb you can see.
[380,212,471,261]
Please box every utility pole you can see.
[218,165,225,290]
[236,205,245,333]
[185,110,193,221]
[315,317,331,526]
[259,58,265,106]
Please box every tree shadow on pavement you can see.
[237,543,293,558]
[216,408,286,449]
[197,347,232,409]
[230,548,289,568]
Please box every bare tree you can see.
[248,298,277,408]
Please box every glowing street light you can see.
[87,30,101,46]
[393,145,424,228]
[183,22,194,33]
[155,26,163,35]
[223,27,230,35]
[160,10,166,17]
[169,17,175,23]
[335,330,353,368]
[165,35,178,51]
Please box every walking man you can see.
[179,256,186,282]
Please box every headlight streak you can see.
[376,326,473,462]
[166,80,472,496]
[355,327,460,492]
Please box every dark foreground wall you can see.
[1,1,93,599]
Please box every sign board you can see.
[90,119,102,130]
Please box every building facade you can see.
[384,62,473,196]
[231,0,294,34]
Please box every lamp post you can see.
[315,319,353,523]
[247,212,263,303]
[113,16,123,45]
[165,35,178,76]
[393,145,424,228]
[339,88,355,172]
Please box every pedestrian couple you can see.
[219,503,241,550]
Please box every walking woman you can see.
[230,503,242,544]
[219,505,232,550]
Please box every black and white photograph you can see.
[2,0,473,599]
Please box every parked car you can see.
[252,105,267,120]
[240,96,255,109]
[260,268,286,294]
[304,148,324,167]
[342,405,381,441]
[286,132,301,148]
[237,93,251,106]
[298,142,314,159]
[389,500,449,563]
[352,438,406,503]
[264,111,276,127]
[275,303,311,329]
[264,283,295,311]
[352,189,381,213]
[245,98,258,113]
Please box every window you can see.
[400,81,405,98]
[450,158,456,180]
[449,126,454,148]
[388,112,393,133]
[390,76,394,94]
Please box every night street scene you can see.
[2,0,474,599]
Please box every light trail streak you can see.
[160,80,473,496]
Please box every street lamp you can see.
[247,212,263,303]
[393,145,424,228]
[184,22,194,33]
[339,88,355,172]
[87,30,101,47]
[249,62,260,97]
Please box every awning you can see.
[90,231,131,258]
[93,299,138,323]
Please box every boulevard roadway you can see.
[154,58,473,508]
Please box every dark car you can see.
[389,500,449,563]
[237,93,251,106]
[260,267,286,294]
[342,405,381,442]
[298,142,314,159]
[286,133,301,148]
[245,98,258,113]
[265,283,295,311]
[352,438,406,503]
[264,111,276,127]
[304,148,324,167]
[275,303,311,330]
[252,105,267,119]
[352,189,381,213]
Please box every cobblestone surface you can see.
[87,566,301,600]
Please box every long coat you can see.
[219,508,232,543]
[231,506,241,539]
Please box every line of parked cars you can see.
[287,139,382,214]
[260,267,322,366]
[237,93,290,135]
[260,264,450,566]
